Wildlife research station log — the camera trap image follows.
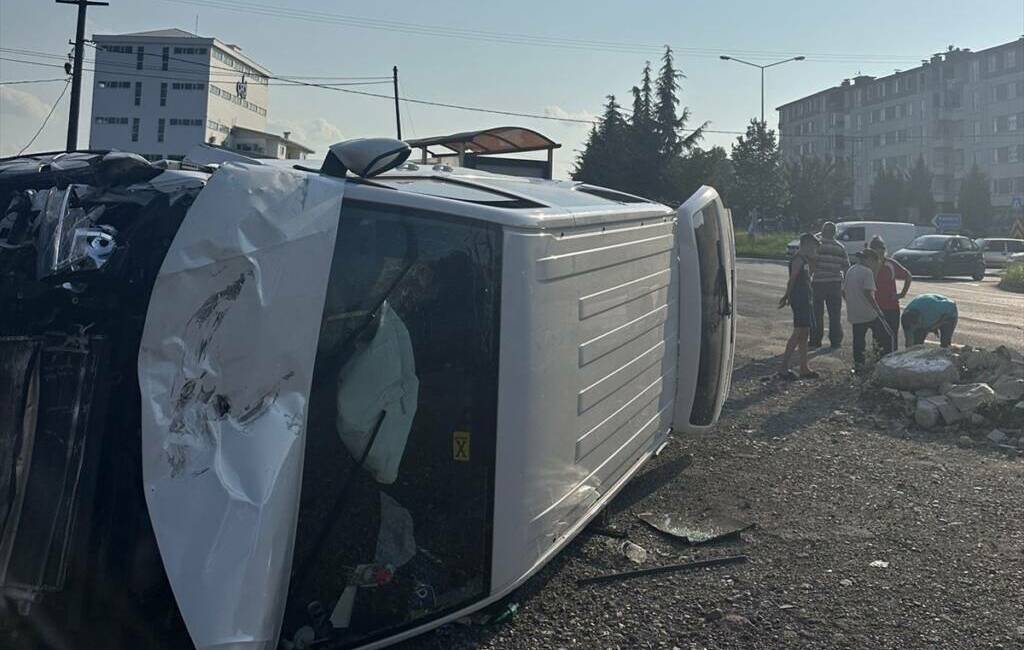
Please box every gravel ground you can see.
[399,340,1024,649]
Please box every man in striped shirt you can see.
[810,222,850,349]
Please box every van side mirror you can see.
[321,138,411,179]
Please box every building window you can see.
[169,118,203,126]
[136,46,144,70]
[157,118,165,143]
[98,80,131,89]
[134,81,142,106]
[100,44,132,54]
[1007,49,1017,68]
[171,82,205,90]
[173,46,209,55]
[93,116,129,125]
[988,55,998,73]
[131,117,140,142]
[160,82,167,107]
[993,84,1009,102]
[161,46,169,71]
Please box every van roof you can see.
[281,157,677,229]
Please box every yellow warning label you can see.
[453,431,470,462]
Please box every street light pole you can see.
[719,55,805,124]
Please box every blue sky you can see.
[1,0,1021,177]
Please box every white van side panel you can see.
[491,215,678,592]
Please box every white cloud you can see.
[267,117,344,155]
[0,87,51,121]
[543,105,598,125]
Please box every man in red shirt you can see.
[868,236,912,351]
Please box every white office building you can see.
[89,29,312,161]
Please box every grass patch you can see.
[998,263,1024,293]
[734,229,797,260]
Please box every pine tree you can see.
[572,95,630,190]
[654,47,684,157]
[639,61,654,123]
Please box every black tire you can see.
[972,268,985,281]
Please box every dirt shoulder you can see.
[400,340,1024,649]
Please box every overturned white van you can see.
[0,139,735,650]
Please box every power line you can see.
[160,0,928,65]
[0,77,69,85]
[18,80,71,155]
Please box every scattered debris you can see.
[621,541,648,564]
[636,511,755,545]
[945,383,997,413]
[839,578,854,587]
[869,560,890,568]
[577,555,750,587]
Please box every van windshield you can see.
[907,236,948,251]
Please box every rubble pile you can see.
[870,344,1024,451]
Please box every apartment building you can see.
[89,29,311,160]
[777,37,1024,214]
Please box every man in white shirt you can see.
[843,248,891,369]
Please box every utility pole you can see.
[57,0,109,152]
[392,65,402,140]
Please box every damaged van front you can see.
[0,141,734,650]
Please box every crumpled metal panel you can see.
[138,163,345,650]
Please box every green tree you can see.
[730,119,787,225]
[653,47,703,159]
[572,95,631,190]
[784,156,851,229]
[906,155,935,224]
[958,164,992,235]
[869,167,907,220]
[676,146,733,206]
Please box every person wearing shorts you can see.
[778,233,820,379]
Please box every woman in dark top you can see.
[778,233,820,379]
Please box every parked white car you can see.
[787,221,934,256]
[975,238,1024,268]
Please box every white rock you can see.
[874,346,960,391]
[944,383,998,413]
[992,377,1024,401]
[987,429,1008,444]
[914,399,941,429]
[964,349,1001,372]
[869,560,890,568]
[926,395,961,424]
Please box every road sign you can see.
[1012,196,1023,210]
[932,213,962,232]
[1011,219,1024,240]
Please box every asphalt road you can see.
[737,259,1024,352]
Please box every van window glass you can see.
[907,235,948,250]
[837,226,865,242]
[983,240,1003,252]
[690,201,728,426]
[1007,241,1024,253]
[283,199,501,648]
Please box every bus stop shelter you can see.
[407,127,560,179]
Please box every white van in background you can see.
[787,221,934,256]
